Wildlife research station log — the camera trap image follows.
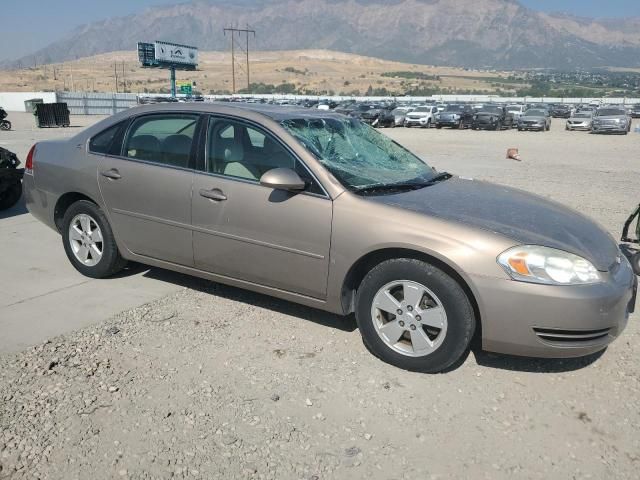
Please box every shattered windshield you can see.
[281,117,436,190]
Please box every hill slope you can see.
[7,0,640,70]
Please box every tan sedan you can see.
[23,103,636,372]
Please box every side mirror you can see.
[260,168,306,192]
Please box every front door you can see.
[191,116,332,299]
[98,113,199,266]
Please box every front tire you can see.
[62,200,127,278]
[355,258,476,373]
[631,252,640,276]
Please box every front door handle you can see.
[199,188,227,201]
[101,169,121,180]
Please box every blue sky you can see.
[2,0,639,61]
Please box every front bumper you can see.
[404,117,430,127]
[475,257,636,358]
[592,123,628,133]
[566,122,591,130]
[472,118,498,129]
[436,119,461,127]
[518,123,545,131]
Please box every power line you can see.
[223,25,256,93]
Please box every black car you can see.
[360,105,396,127]
[435,104,474,129]
[550,105,572,118]
[630,104,640,118]
[472,105,514,130]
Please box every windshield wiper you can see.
[426,172,452,184]
[354,172,452,195]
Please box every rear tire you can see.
[61,200,127,278]
[0,180,21,210]
[355,258,476,373]
[0,120,11,131]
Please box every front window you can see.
[281,117,438,191]
[478,106,502,114]
[443,105,464,112]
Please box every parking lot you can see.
[1,111,640,479]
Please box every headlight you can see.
[497,246,601,285]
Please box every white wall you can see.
[0,92,57,112]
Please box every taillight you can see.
[25,144,36,173]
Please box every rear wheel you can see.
[62,200,127,278]
[0,180,21,210]
[0,120,11,131]
[355,258,476,373]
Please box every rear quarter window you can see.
[89,122,127,155]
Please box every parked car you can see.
[404,105,438,128]
[360,106,396,128]
[23,104,636,373]
[472,105,514,130]
[517,109,551,132]
[350,103,379,120]
[434,104,474,129]
[565,111,593,131]
[506,104,527,123]
[391,107,414,127]
[591,107,631,135]
[550,105,572,119]
[629,104,640,118]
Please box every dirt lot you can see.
[1,113,639,480]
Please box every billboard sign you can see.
[154,41,198,67]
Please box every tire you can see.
[0,180,21,210]
[0,120,10,131]
[631,252,640,276]
[495,121,502,131]
[436,125,442,129]
[355,258,476,373]
[61,200,127,278]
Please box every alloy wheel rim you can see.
[371,280,448,357]
[69,214,103,267]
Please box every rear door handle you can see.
[199,188,227,201]
[101,169,121,180]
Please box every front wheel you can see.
[62,200,127,278]
[355,258,476,373]
[631,252,640,276]
[0,120,11,131]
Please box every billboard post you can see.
[170,67,176,97]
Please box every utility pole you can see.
[122,61,126,93]
[224,25,256,94]
[114,62,119,93]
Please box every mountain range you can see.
[6,0,640,70]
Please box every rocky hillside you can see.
[6,0,640,69]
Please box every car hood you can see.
[368,177,619,271]
[520,116,546,121]
[594,115,626,120]
[475,111,500,116]
[569,117,591,122]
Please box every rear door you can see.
[97,113,200,266]
[191,116,333,299]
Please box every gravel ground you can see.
[1,116,639,480]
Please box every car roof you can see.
[123,101,346,122]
